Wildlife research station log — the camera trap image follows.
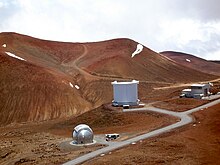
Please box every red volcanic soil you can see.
[210,60,220,64]
[0,31,220,165]
[81,40,217,82]
[49,104,176,136]
[0,32,218,126]
[0,52,91,125]
[84,103,220,165]
[160,51,220,76]
[153,98,210,112]
[0,105,176,165]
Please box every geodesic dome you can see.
[72,124,93,144]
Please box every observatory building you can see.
[72,124,94,144]
[180,83,211,99]
[111,80,140,106]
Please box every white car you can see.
[105,133,119,141]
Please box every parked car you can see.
[105,133,119,141]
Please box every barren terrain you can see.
[0,32,217,126]
[0,105,176,165]
[153,98,210,112]
[161,51,220,76]
[1,32,220,165]
[152,79,220,112]
[83,103,220,165]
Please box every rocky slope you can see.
[0,32,217,125]
[161,51,220,76]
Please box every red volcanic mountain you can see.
[0,32,217,126]
[210,60,220,64]
[160,51,220,76]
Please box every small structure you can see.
[180,83,211,99]
[105,133,120,141]
[72,124,93,144]
[111,80,140,106]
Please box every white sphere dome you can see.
[72,124,93,144]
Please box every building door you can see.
[204,88,208,96]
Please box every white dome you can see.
[72,124,93,144]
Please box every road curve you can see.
[63,98,220,165]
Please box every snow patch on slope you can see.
[186,59,191,62]
[69,82,74,88]
[132,44,143,58]
[74,85,80,89]
[5,52,26,61]
[69,82,80,89]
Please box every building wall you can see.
[191,88,204,95]
[112,81,139,105]
[191,85,210,95]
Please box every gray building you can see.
[180,83,211,99]
[111,80,140,106]
[72,124,93,144]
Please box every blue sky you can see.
[1,0,220,60]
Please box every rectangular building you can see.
[180,83,211,99]
[112,80,139,106]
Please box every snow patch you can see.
[186,59,191,62]
[131,44,143,58]
[69,82,80,89]
[75,85,80,89]
[208,82,213,86]
[69,82,74,88]
[2,44,6,48]
[5,52,26,61]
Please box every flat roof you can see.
[105,133,119,136]
[111,80,139,85]
[191,84,207,87]
[182,89,191,92]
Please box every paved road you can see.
[63,99,220,165]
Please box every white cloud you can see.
[159,19,204,45]
[157,19,220,57]
[0,2,4,8]
[0,0,220,60]
[205,50,220,60]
